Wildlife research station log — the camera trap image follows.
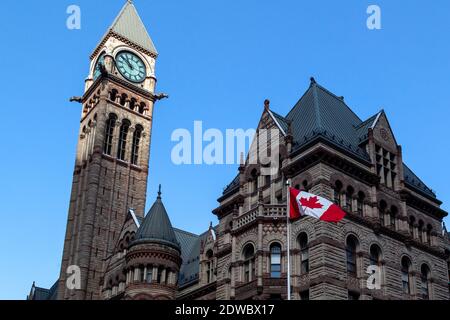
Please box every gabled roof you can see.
[97,1,157,56]
[28,280,58,300]
[355,111,381,143]
[177,227,217,287]
[220,79,438,201]
[268,110,288,135]
[134,187,180,250]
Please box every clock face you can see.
[116,51,146,83]
[93,53,105,80]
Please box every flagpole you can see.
[286,179,291,301]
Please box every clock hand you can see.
[126,59,134,70]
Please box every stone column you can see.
[257,222,263,287]
[161,269,167,284]
[152,266,158,282]
[143,266,147,282]
[133,267,139,282]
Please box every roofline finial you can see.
[157,184,162,199]
[310,77,316,85]
[264,99,270,111]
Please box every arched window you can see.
[138,102,146,114]
[346,186,354,211]
[119,93,127,106]
[110,89,118,102]
[243,244,255,283]
[401,257,412,294]
[334,181,343,206]
[129,98,137,111]
[298,233,309,274]
[370,244,382,266]
[206,250,214,283]
[421,264,431,300]
[302,180,309,192]
[103,114,117,155]
[379,201,387,226]
[270,243,282,278]
[390,206,398,230]
[357,192,365,216]
[131,125,143,166]
[117,120,131,161]
[346,235,358,275]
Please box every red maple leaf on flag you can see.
[300,196,323,209]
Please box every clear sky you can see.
[0,0,449,300]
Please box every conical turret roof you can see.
[134,186,180,250]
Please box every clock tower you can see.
[58,1,164,300]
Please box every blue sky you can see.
[0,0,449,300]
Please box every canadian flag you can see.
[289,188,346,222]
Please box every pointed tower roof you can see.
[93,1,157,58]
[134,186,180,250]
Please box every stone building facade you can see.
[29,1,450,300]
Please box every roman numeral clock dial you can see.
[115,51,147,83]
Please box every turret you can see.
[124,186,181,300]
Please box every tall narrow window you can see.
[270,243,282,278]
[334,181,343,206]
[421,264,431,300]
[103,114,117,155]
[409,216,415,237]
[346,186,354,211]
[370,245,382,267]
[426,225,432,245]
[418,220,424,243]
[379,201,387,226]
[369,245,383,289]
[129,98,136,111]
[390,206,398,230]
[401,257,412,295]
[157,267,163,284]
[138,102,146,114]
[243,244,255,283]
[205,250,214,283]
[139,267,145,282]
[251,169,258,193]
[298,233,309,274]
[346,236,358,275]
[357,192,365,216]
[117,120,130,161]
[131,125,143,165]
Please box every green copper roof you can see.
[134,187,180,250]
[107,1,157,55]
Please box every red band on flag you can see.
[319,204,346,223]
[289,187,301,220]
